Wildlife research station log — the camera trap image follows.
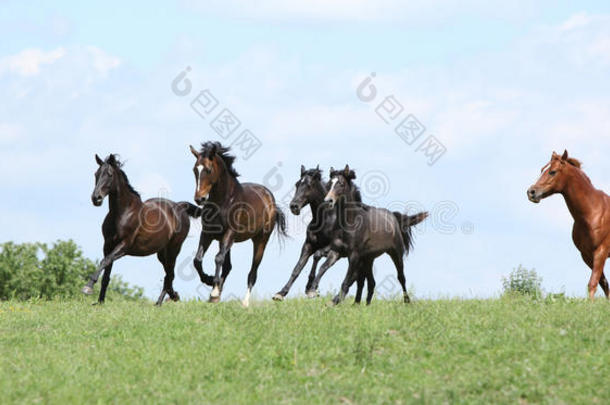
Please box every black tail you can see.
[274,205,289,247]
[393,211,429,255]
[178,202,203,218]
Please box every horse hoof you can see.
[242,300,250,308]
[306,290,319,299]
[172,293,181,302]
[82,286,94,295]
[209,296,221,304]
[272,294,284,302]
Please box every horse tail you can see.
[178,202,203,218]
[392,211,429,255]
[274,204,289,247]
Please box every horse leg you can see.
[332,254,360,305]
[365,259,376,305]
[390,250,409,303]
[156,251,179,306]
[193,233,214,286]
[354,271,365,305]
[599,273,610,299]
[273,242,314,301]
[243,234,271,307]
[581,251,609,299]
[82,242,126,297]
[219,250,232,293]
[97,263,114,304]
[305,250,325,293]
[306,250,341,298]
[588,248,609,300]
[210,231,235,303]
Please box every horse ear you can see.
[316,164,320,171]
[301,165,306,176]
[330,167,335,175]
[561,150,569,160]
[107,154,116,165]
[350,170,356,180]
[189,145,199,158]
[95,154,104,166]
[343,164,351,178]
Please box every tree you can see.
[0,240,144,301]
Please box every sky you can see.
[1,0,610,301]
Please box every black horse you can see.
[320,166,428,305]
[83,154,202,305]
[273,165,375,304]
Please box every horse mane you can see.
[199,141,240,178]
[329,168,362,203]
[106,154,141,198]
[566,157,582,168]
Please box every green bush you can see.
[0,240,144,301]
[502,265,542,297]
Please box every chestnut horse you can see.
[83,154,202,305]
[189,142,287,307]
[528,150,610,300]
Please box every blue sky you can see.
[1,1,610,301]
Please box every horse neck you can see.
[108,175,141,216]
[561,167,600,223]
[336,184,359,221]
[308,181,327,223]
[209,164,240,205]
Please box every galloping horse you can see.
[320,166,428,305]
[189,142,287,307]
[272,165,375,303]
[83,154,202,305]
[528,150,610,300]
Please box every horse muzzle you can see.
[527,187,541,203]
[194,194,209,205]
[91,195,104,206]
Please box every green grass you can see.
[1,296,609,404]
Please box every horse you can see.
[272,165,375,304]
[83,154,202,305]
[528,150,610,300]
[189,142,287,307]
[319,165,428,305]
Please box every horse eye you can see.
[549,171,557,176]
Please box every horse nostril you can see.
[528,189,535,196]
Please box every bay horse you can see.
[320,165,428,305]
[83,154,202,305]
[528,150,610,300]
[189,142,287,307]
[272,165,375,304]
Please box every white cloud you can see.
[0,47,65,76]
[85,46,121,76]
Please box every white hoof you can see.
[82,286,94,295]
[306,290,319,299]
[272,293,284,302]
[210,286,220,298]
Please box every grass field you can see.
[1,296,609,404]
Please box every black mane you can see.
[199,141,240,178]
[329,168,362,203]
[106,154,141,198]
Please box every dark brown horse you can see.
[322,166,428,305]
[83,154,202,305]
[189,142,287,307]
[528,150,610,300]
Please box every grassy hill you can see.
[1,297,609,404]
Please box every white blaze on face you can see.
[196,164,204,191]
[327,177,339,201]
